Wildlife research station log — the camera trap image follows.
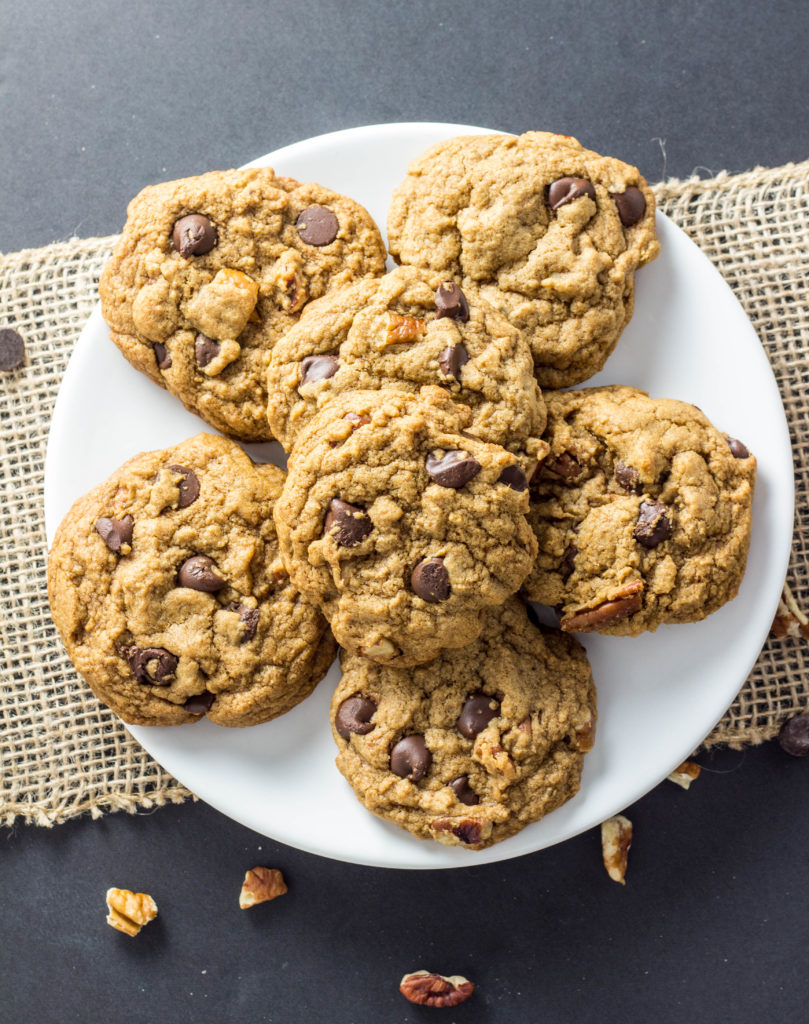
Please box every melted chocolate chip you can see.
[177,555,225,592]
[614,461,640,493]
[498,465,528,491]
[171,213,218,256]
[410,558,451,603]
[124,646,178,685]
[184,690,215,714]
[0,328,26,371]
[546,177,596,210]
[456,693,499,738]
[545,452,582,478]
[633,500,672,548]
[324,498,373,547]
[561,544,578,580]
[778,714,809,756]
[167,465,200,508]
[425,450,481,488]
[224,602,260,642]
[727,437,750,459]
[94,515,134,553]
[195,333,220,367]
[296,205,339,246]
[438,343,470,381]
[153,342,172,370]
[449,775,480,806]
[299,354,339,389]
[390,734,431,781]
[335,695,378,740]
[435,282,470,322]
[611,187,646,227]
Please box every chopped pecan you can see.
[399,971,475,1008]
[362,638,397,660]
[561,580,643,633]
[105,888,158,936]
[572,708,596,752]
[667,760,702,790]
[601,815,632,885]
[239,866,288,909]
[384,313,425,347]
[429,816,491,847]
[274,252,309,313]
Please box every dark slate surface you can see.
[2,2,809,1021]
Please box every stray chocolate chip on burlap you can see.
[0,328,25,371]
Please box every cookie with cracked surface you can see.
[99,167,386,441]
[273,386,538,666]
[387,131,660,388]
[521,386,756,635]
[47,433,336,726]
[331,598,596,849]
[266,265,548,473]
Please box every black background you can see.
[2,2,808,1022]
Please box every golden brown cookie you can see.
[331,598,596,850]
[266,265,548,473]
[387,132,660,388]
[99,167,387,441]
[273,386,538,667]
[522,386,756,634]
[47,433,336,726]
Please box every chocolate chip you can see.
[167,465,200,508]
[438,343,470,381]
[94,515,134,553]
[435,282,470,322]
[195,333,220,367]
[561,585,643,632]
[324,498,373,547]
[153,342,172,370]
[0,328,25,372]
[545,452,582,479]
[633,500,672,548]
[224,602,260,642]
[778,714,809,756]
[171,213,218,256]
[546,177,596,210]
[456,693,499,738]
[390,734,431,782]
[177,554,226,592]
[410,558,451,603]
[498,465,528,491]
[124,646,178,685]
[449,775,480,806]
[425,450,481,488]
[611,187,646,227]
[727,437,750,459]
[299,354,339,389]
[614,461,640,493]
[184,690,215,714]
[335,695,378,739]
[561,544,578,580]
[296,205,339,246]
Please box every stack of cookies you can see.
[47,132,757,852]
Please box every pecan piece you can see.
[399,971,475,1008]
[383,312,425,347]
[429,816,491,847]
[274,251,309,313]
[239,867,288,909]
[105,888,158,936]
[572,708,596,752]
[561,580,643,633]
[601,814,633,884]
[667,760,702,790]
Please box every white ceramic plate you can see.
[44,123,794,869]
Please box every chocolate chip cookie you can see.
[99,167,387,441]
[47,433,336,726]
[387,132,660,388]
[522,386,756,634]
[266,265,548,473]
[331,598,596,849]
[273,386,538,666]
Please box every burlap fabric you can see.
[1,160,808,827]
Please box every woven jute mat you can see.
[1,161,808,827]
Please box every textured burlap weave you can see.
[1,160,808,827]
